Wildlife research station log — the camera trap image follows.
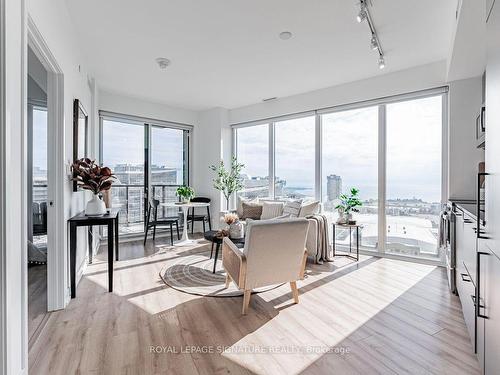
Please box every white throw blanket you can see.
[307,214,333,264]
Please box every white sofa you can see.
[233,198,323,261]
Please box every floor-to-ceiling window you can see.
[385,96,443,258]
[235,124,270,199]
[275,116,316,199]
[233,89,446,261]
[321,106,379,250]
[100,114,190,235]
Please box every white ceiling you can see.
[67,0,456,110]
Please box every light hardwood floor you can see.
[28,264,49,347]
[29,235,480,375]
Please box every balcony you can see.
[110,184,182,235]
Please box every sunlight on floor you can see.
[222,258,436,375]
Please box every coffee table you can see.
[204,230,245,273]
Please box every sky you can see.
[237,95,443,203]
[33,108,47,171]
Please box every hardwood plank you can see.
[28,237,480,375]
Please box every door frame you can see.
[27,16,67,310]
[0,0,8,372]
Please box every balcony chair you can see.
[189,197,212,234]
[144,198,180,246]
[222,218,310,315]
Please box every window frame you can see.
[232,87,449,263]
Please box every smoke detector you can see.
[155,57,171,69]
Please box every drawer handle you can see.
[471,295,486,310]
[461,273,472,282]
[464,219,474,224]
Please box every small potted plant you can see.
[71,158,116,216]
[335,188,363,224]
[176,185,195,204]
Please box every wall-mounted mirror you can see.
[73,99,88,191]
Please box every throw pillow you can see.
[241,202,263,220]
[282,199,303,217]
[299,200,320,217]
[261,201,284,220]
[237,197,258,217]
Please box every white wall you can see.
[28,0,96,298]
[27,47,47,94]
[448,76,485,199]
[192,108,231,228]
[1,0,27,373]
[229,61,448,124]
[99,90,198,125]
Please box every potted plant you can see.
[209,156,244,210]
[71,158,116,216]
[176,185,195,203]
[335,188,363,224]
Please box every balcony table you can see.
[160,201,210,246]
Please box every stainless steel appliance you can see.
[442,202,456,294]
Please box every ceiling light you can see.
[155,57,171,69]
[378,55,385,70]
[357,6,367,23]
[370,35,378,50]
[279,31,293,40]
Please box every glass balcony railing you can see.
[110,184,183,235]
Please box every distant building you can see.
[327,174,342,201]
[238,174,285,199]
[32,166,47,203]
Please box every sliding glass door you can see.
[234,89,446,261]
[101,116,190,235]
[102,119,146,235]
[150,125,188,219]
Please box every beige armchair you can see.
[222,218,310,315]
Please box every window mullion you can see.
[378,104,387,254]
[269,123,275,199]
[315,114,322,202]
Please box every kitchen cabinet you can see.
[477,0,500,373]
[481,245,500,374]
[455,207,479,348]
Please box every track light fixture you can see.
[356,1,386,69]
[357,6,367,23]
[370,34,378,50]
[378,55,385,70]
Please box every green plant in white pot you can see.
[176,185,195,203]
[209,156,244,210]
[335,188,363,224]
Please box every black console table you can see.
[68,208,120,298]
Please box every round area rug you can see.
[159,250,282,297]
